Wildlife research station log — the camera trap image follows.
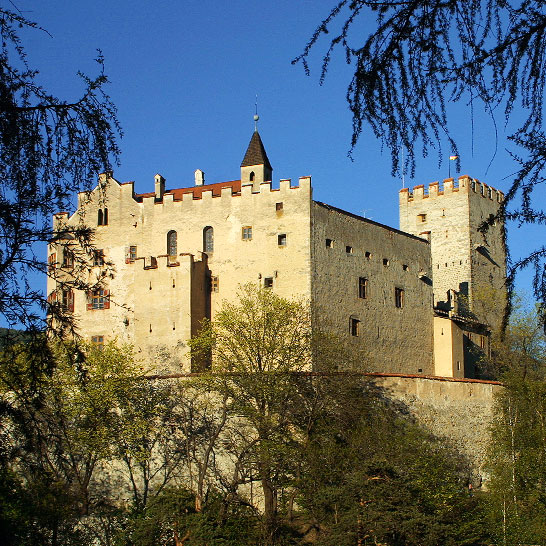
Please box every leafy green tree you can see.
[296,376,490,546]
[189,284,313,545]
[0,341,139,545]
[487,376,546,545]
[294,0,546,320]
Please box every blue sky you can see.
[17,0,540,296]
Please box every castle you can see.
[48,128,506,377]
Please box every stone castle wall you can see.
[311,202,434,374]
[371,374,502,479]
[399,176,506,330]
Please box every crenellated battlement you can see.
[400,175,504,204]
[137,175,311,208]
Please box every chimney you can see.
[154,174,165,199]
[195,169,205,186]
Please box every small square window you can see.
[126,245,137,263]
[346,246,353,254]
[211,276,219,292]
[402,264,409,271]
[365,251,371,259]
[326,238,334,248]
[264,277,273,288]
[242,226,252,240]
[350,317,360,337]
[62,249,74,268]
[358,277,367,299]
[417,213,427,223]
[276,202,283,211]
[383,258,389,266]
[93,249,104,267]
[395,287,404,308]
[278,234,287,246]
[91,335,104,349]
[61,289,74,312]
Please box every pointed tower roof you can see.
[240,130,272,170]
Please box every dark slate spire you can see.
[240,131,272,170]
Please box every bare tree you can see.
[0,8,120,338]
[294,0,546,326]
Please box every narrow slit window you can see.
[358,277,367,299]
[395,287,404,308]
[203,226,214,253]
[167,230,177,256]
[383,258,389,266]
[278,234,287,246]
[346,246,353,254]
[325,238,333,248]
[350,317,360,337]
[211,276,219,292]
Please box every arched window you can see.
[98,209,103,225]
[249,171,255,182]
[167,230,177,256]
[203,226,214,253]
[103,208,108,225]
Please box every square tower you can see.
[399,175,506,333]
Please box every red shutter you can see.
[125,246,131,263]
[68,290,74,312]
[103,290,110,309]
[87,292,93,311]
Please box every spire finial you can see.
[253,94,259,132]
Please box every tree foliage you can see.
[0,8,120,335]
[294,0,546,322]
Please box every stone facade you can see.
[48,131,506,377]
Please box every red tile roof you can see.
[134,179,242,202]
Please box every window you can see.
[48,252,57,271]
[93,249,104,267]
[61,289,74,312]
[417,213,427,223]
[167,230,177,256]
[358,277,367,299]
[264,277,273,288]
[125,245,137,263]
[62,249,74,268]
[350,317,360,337]
[87,289,110,310]
[395,287,404,308]
[203,226,214,253]
[383,258,389,266]
[276,202,283,211]
[278,234,287,246]
[346,245,353,254]
[471,180,476,192]
[365,251,371,259]
[249,171,255,182]
[210,276,219,292]
[97,208,108,226]
[480,335,486,349]
[325,238,333,248]
[488,187,492,199]
[402,264,409,271]
[91,335,104,349]
[242,226,252,240]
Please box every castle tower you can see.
[399,175,506,333]
[240,129,272,191]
